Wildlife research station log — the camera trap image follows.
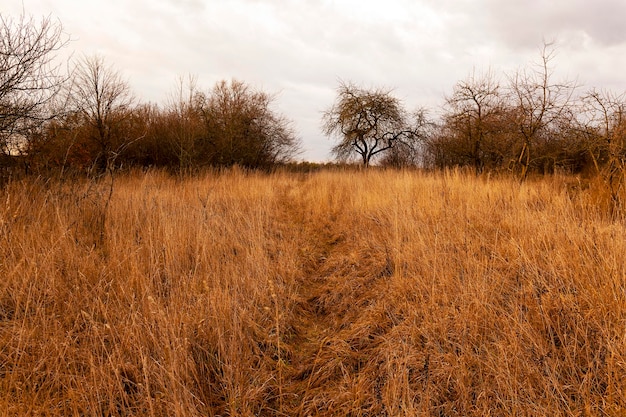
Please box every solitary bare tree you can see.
[0,13,68,157]
[322,81,417,167]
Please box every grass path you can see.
[276,179,394,415]
[274,182,344,414]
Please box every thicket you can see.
[25,74,300,175]
[421,51,626,180]
[0,14,300,178]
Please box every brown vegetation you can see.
[3,13,625,183]
[322,81,426,167]
[1,168,625,416]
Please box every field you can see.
[1,168,625,416]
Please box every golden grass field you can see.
[1,168,625,416]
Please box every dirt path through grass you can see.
[275,179,394,416]
[275,182,347,414]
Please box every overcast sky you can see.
[7,0,626,161]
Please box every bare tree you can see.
[581,89,626,172]
[164,75,205,169]
[70,55,134,172]
[322,81,418,167]
[0,13,69,157]
[443,70,504,174]
[581,89,626,211]
[199,79,300,168]
[507,42,576,180]
[380,108,433,168]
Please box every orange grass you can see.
[0,168,625,416]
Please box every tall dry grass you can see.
[0,168,625,416]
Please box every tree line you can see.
[2,13,626,186]
[325,45,626,186]
[1,14,300,178]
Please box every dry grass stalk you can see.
[0,168,624,416]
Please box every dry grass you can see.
[1,168,625,416]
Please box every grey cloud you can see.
[480,0,626,49]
